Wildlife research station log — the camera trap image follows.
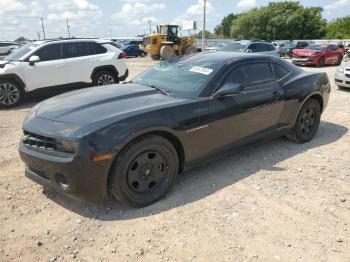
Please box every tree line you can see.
[213,1,350,40]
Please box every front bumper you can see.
[292,57,316,65]
[334,71,350,88]
[19,141,110,201]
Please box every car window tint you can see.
[90,42,107,54]
[63,42,93,58]
[248,43,259,52]
[34,44,61,61]
[241,63,274,86]
[264,43,276,51]
[273,63,289,79]
[224,67,247,84]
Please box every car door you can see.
[21,43,67,91]
[199,62,285,153]
[63,42,107,84]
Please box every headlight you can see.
[23,102,41,124]
[56,139,78,153]
[337,66,344,73]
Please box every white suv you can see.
[0,39,128,108]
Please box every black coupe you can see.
[19,52,330,207]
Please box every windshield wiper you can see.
[148,85,169,96]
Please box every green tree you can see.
[225,1,326,40]
[195,30,216,39]
[15,36,27,44]
[214,14,240,38]
[325,16,350,39]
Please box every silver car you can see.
[0,41,18,55]
[335,57,350,89]
[216,40,279,57]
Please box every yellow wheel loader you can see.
[139,24,197,60]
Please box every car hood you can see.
[36,83,188,126]
[293,49,321,56]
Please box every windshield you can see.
[5,44,38,61]
[283,42,296,48]
[304,45,326,51]
[217,42,246,52]
[132,58,221,97]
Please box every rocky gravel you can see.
[0,56,349,261]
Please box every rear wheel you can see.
[286,99,321,143]
[0,79,24,108]
[317,57,325,67]
[92,70,118,86]
[140,51,146,57]
[109,135,179,207]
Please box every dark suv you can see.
[217,40,278,56]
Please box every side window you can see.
[89,42,107,55]
[63,42,92,58]
[264,43,276,51]
[248,43,259,52]
[224,66,247,85]
[273,63,289,80]
[33,44,62,61]
[241,63,274,87]
[331,45,338,51]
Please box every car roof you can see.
[178,52,280,64]
[32,38,112,45]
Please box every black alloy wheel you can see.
[286,99,321,143]
[109,135,179,207]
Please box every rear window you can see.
[273,63,289,79]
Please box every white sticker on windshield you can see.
[189,66,213,75]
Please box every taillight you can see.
[118,52,126,59]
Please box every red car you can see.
[292,44,344,67]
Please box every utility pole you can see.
[202,0,206,52]
[40,18,46,40]
[109,28,112,38]
[148,20,152,34]
[37,32,41,40]
[66,19,71,38]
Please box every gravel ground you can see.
[0,56,349,262]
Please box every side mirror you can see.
[29,55,40,65]
[246,49,253,53]
[213,83,243,99]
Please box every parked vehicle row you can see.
[0,38,128,108]
[0,41,19,55]
[18,52,330,207]
[215,40,279,56]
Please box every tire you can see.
[140,52,146,57]
[92,70,118,86]
[0,79,24,108]
[286,99,321,143]
[109,135,179,207]
[160,45,175,60]
[336,56,343,66]
[182,45,197,56]
[317,57,325,67]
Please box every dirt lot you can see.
[0,57,349,262]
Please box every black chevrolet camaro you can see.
[19,52,330,207]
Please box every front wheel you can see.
[317,57,325,67]
[286,99,321,143]
[109,135,179,207]
[0,79,24,108]
[92,71,118,86]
